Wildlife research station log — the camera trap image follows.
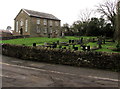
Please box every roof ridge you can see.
[22,8,60,20]
[23,8,51,15]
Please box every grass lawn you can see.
[1,36,120,53]
[0,36,80,46]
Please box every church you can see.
[13,9,61,37]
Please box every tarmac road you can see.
[1,55,119,87]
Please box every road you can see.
[1,55,119,87]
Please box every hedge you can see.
[1,44,120,72]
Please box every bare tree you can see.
[78,8,94,22]
[96,0,117,29]
[6,26,12,30]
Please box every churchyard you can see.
[1,36,120,53]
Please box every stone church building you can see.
[13,9,61,37]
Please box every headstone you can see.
[52,43,57,48]
[63,47,66,49]
[80,38,83,43]
[82,45,86,51]
[97,37,102,48]
[87,46,90,51]
[77,40,81,44]
[44,42,47,46]
[72,40,74,43]
[72,44,75,48]
[33,43,36,47]
[54,43,57,48]
[74,47,78,50]
[62,32,65,37]
[51,45,56,48]
[69,40,71,43]
[57,40,59,45]
[51,45,54,48]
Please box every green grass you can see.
[1,36,120,53]
[1,36,80,46]
[96,42,117,53]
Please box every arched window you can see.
[16,21,18,32]
[20,19,24,26]
[25,19,28,32]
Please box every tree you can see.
[6,26,12,30]
[96,0,117,31]
[78,8,94,22]
[86,17,107,36]
[104,23,114,37]
[62,23,70,32]
[71,17,114,37]
[115,0,120,45]
[72,21,88,36]
[62,23,74,36]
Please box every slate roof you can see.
[23,9,60,21]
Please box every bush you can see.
[1,44,120,72]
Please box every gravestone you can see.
[72,44,75,48]
[72,40,74,43]
[52,42,57,48]
[62,32,65,38]
[51,45,56,48]
[80,38,83,43]
[102,36,106,44]
[63,47,66,49]
[44,42,47,46]
[77,40,81,44]
[69,40,72,43]
[98,37,102,48]
[74,47,78,50]
[57,40,59,45]
[92,38,95,42]
[33,43,36,47]
[82,45,86,51]
[87,46,90,51]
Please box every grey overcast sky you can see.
[0,0,115,30]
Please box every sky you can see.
[0,0,115,30]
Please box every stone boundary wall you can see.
[1,44,120,72]
[0,35,30,40]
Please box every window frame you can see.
[55,21,59,26]
[49,20,53,26]
[25,19,28,32]
[37,19,40,25]
[44,27,47,33]
[36,25,41,33]
[44,19,47,25]
[20,20,24,26]
[16,21,18,32]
